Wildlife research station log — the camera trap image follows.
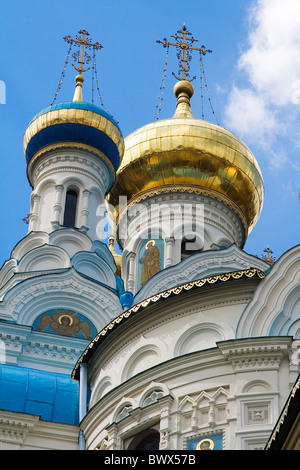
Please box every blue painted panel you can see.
[52,389,79,424]
[25,123,120,171]
[25,400,53,421]
[0,364,79,425]
[0,379,27,410]
[27,369,56,403]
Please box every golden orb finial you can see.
[73,74,84,102]
[173,80,194,118]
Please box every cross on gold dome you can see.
[64,29,102,75]
[63,29,102,102]
[157,24,212,82]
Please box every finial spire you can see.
[157,25,212,118]
[63,29,102,102]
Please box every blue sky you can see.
[1,0,300,266]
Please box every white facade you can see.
[0,41,299,451]
[76,246,300,450]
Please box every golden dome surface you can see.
[108,81,264,234]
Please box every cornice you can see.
[218,336,292,371]
[117,184,248,242]
[0,413,39,446]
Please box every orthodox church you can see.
[0,27,299,451]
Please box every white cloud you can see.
[224,0,300,156]
[225,86,278,146]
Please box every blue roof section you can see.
[0,364,79,425]
[29,101,121,132]
[25,122,120,171]
[25,101,122,171]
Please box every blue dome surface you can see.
[29,101,121,131]
[24,101,123,173]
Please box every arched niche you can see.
[126,428,160,450]
[174,323,224,357]
[137,237,164,289]
[122,346,161,381]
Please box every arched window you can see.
[63,189,78,227]
[127,428,160,450]
[181,236,202,259]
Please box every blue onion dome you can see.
[23,100,124,188]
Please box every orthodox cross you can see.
[262,246,276,264]
[63,29,102,75]
[157,24,212,81]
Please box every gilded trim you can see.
[23,108,124,157]
[71,267,265,378]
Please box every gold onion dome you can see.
[108,79,264,240]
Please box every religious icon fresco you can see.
[33,309,97,339]
[187,434,223,450]
[138,238,164,289]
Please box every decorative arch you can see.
[195,390,214,407]
[178,395,195,411]
[90,377,113,406]
[18,244,70,272]
[242,380,271,394]
[49,228,92,257]
[122,345,162,382]
[174,323,225,357]
[2,268,122,329]
[33,177,57,196]
[112,397,137,423]
[237,245,300,337]
[139,382,170,408]
[0,259,18,289]
[11,232,49,261]
[72,251,116,287]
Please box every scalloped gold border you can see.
[71,267,265,378]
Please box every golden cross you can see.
[262,246,276,264]
[63,29,102,75]
[157,24,212,81]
